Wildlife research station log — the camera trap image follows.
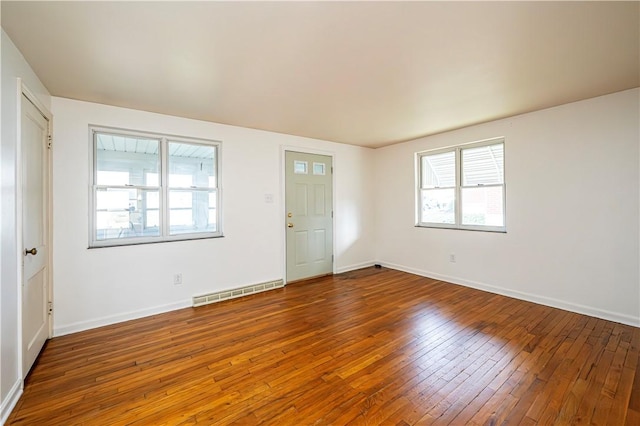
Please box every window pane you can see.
[145,172,159,187]
[461,186,504,226]
[146,210,159,228]
[462,143,504,186]
[95,188,160,240]
[171,191,192,208]
[170,174,193,187]
[420,188,455,224]
[294,161,308,174]
[147,191,159,209]
[169,190,217,235]
[97,171,129,186]
[168,142,216,188]
[421,151,455,188]
[96,133,160,186]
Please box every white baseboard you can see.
[380,262,640,328]
[52,261,638,337]
[53,299,192,337]
[1,379,22,425]
[335,260,376,274]
[53,264,375,337]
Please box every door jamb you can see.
[17,79,54,380]
[280,146,336,285]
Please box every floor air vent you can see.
[192,279,284,307]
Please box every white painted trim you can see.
[416,138,506,233]
[20,84,52,122]
[335,261,377,274]
[0,379,23,425]
[15,79,24,381]
[380,262,640,328]
[53,299,191,337]
[88,126,223,248]
[280,145,337,284]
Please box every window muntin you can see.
[91,128,222,247]
[417,139,505,232]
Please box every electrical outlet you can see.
[173,273,182,285]
[449,254,456,263]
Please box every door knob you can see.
[25,247,37,256]
[287,223,294,228]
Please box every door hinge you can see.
[331,255,334,263]
[331,211,334,218]
[48,302,53,315]
[47,135,52,149]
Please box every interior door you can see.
[21,93,50,377]
[285,151,333,282]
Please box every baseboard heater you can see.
[192,279,284,307]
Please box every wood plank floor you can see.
[7,267,640,425]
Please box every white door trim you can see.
[16,79,54,380]
[280,145,336,285]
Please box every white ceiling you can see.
[2,1,638,148]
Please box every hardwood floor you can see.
[7,267,640,425]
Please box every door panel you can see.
[295,184,308,216]
[22,94,50,377]
[295,231,309,265]
[24,269,46,349]
[312,229,327,262]
[314,185,326,215]
[285,152,333,282]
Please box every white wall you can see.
[0,30,51,423]
[375,89,640,326]
[51,97,376,336]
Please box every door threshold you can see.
[286,273,333,286]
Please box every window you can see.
[90,127,222,247]
[417,138,505,232]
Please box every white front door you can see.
[21,93,50,377]
[285,151,333,282]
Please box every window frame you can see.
[416,137,506,233]
[89,126,222,248]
